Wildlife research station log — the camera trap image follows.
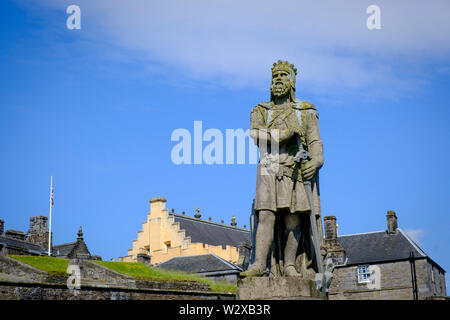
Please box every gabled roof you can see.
[171,213,251,248]
[53,242,77,257]
[336,228,444,271]
[156,253,242,274]
[53,240,90,258]
[0,235,46,255]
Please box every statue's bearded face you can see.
[271,70,291,98]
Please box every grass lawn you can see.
[94,260,237,293]
[7,255,237,293]
[9,255,69,276]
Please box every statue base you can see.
[236,276,327,300]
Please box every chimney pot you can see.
[0,219,4,236]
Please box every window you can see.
[357,265,371,283]
[164,241,171,253]
[431,266,435,283]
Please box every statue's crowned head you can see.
[270,60,297,102]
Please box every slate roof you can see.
[0,235,47,255]
[156,253,242,274]
[336,228,444,270]
[53,242,77,257]
[171,213,251,248]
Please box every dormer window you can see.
[357,265,371,283]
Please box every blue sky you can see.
[1,1,449,288]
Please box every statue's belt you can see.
[276,164,303,182]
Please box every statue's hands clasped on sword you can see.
[294,138,319,182]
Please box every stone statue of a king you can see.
[241,60,325,280]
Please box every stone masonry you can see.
[26,216,51,249]
[0,254,235,300]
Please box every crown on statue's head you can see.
[271,60,297,76]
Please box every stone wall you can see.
[70,259,218,292]
[431,263,447,296]
[414,258,446,298]
[0,254,48,282]
[71,259,135,286]
[0,256,235,300]
[328,258,445,300]
[0,280,234,300]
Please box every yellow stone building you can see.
[120,197,251,266]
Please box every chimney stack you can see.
[324,216,337,241]
[0,219,4,236]
[387,210,398,234]
[323,215,346,265]
[26,216,50,249]
[149,196,167,219]
[28,216,48,234]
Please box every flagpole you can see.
[48,176,53,256]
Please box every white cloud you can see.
[24,0,450,98]
[403,228,425,246]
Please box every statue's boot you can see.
[284,264,302,277]
[240,265,266,278]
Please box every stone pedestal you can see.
[236,277,327,300]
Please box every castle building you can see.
[156,253,243,284]
[0,216,49,256]
[324,211,447,300]
[0,216,98,260]
[119,197,251,267]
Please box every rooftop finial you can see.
[194,207,201,219]
[77,226,83,240]
[231,215,237,227]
